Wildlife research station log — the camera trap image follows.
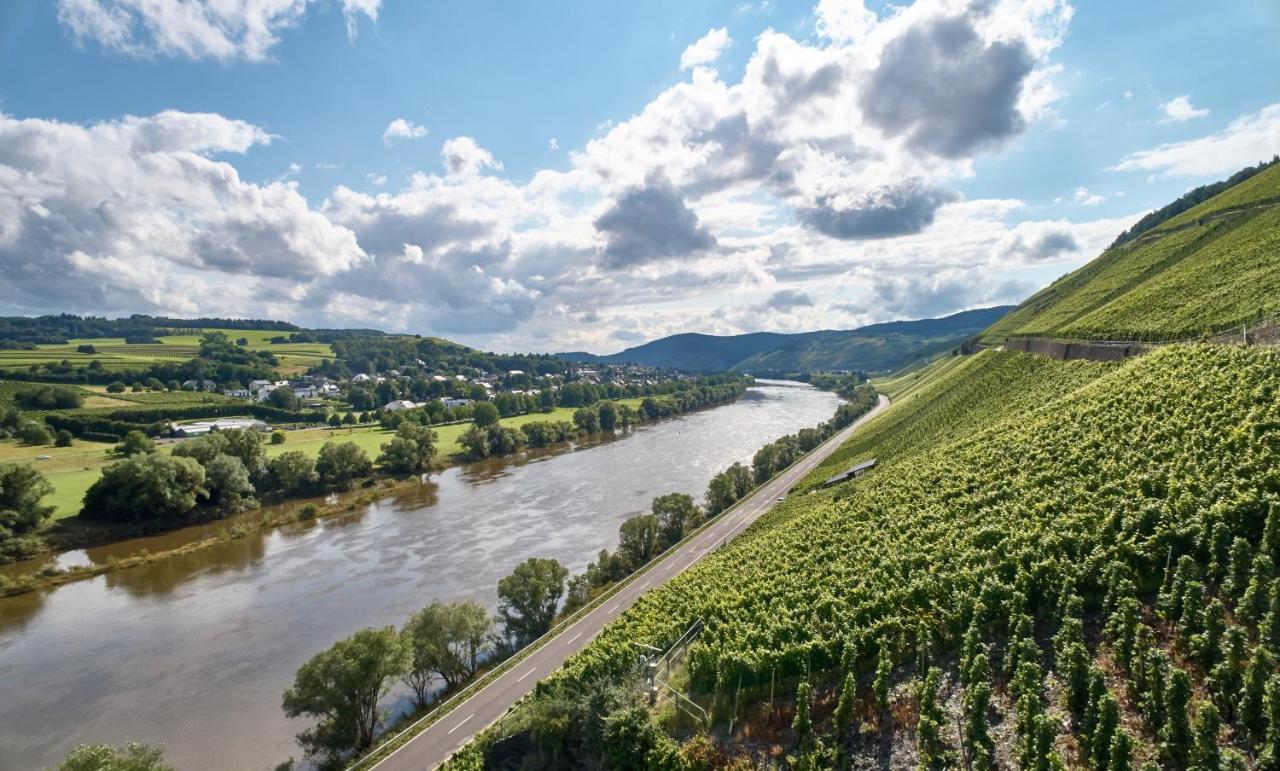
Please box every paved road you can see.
[373,394,891,771]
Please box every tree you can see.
[271,430,286,445]
[0,462,55,537]
[281,626,409,759]
[1107,731,1133,771]
[54,429,73,447]
[401,600,494,703]
[377,423,437,475]
[106,380,127,393]
[472,401,499,428]
[597,401,618,432]
[1091,693,1120,771]
[497,557,568,646]
[617,514,660,569]
[202,454,256,512]
[315,441,372,490]
[15,385,83,410]
[56,742,172,771]
[651,493,699,548]
[269,451,318,495]
[82,454,206,523]
[267,386,301,411]
[573,406,600,435]
[327,414,342,428]
[17,420,52,446]
[114,430,156,457]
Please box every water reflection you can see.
[0,381,842,771]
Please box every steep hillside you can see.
[453,343,1280,769]
[984,161,1280,343]
[560,306,1012,373]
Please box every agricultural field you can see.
[2,399,646,519]
[497,343,1280,769]
[0,327,337,374]
[983,163,1280,343]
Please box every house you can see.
[431,375,448,382]
[255,384,278,402]
[507,370,525,377]
[382,400,418,412]
[181,379,217,391]
[291,384,319,399]
[248,379,272,392]
[319,383,341,397]
[822,459,877,488]
[352,373,374,383]
[223,388,251,398]
[441,397,475,409]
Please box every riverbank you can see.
[0,380,842,771]
[0,391,745,597]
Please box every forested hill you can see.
[983,158,1280,343]
[558,306,1013,374]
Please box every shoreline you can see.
[0,389,757,597]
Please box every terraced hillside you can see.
[450,343,1280,769]
[983,162,1280,343]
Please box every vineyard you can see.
[457,343,1280,768]
[983,163,1280,344]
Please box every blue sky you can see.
[0,0,1277,352]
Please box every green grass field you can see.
[0,327,337,374]
[3,399,646,520]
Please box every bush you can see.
[316,442,373,490]
[14,385,83,410]
[81,454,206,523]
[54,429,73,447]
[106,381,127,394]
[271,430,286,445]
[0,462,55,538]
[17,420,52,446]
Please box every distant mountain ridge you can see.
[559,306,1014,374]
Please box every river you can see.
[0,380,843,770]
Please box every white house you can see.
[441,397,475,409]
[292,384,319,399]
[248,379,272,392]
[223,388,250,398]
[382,400,418,412]
[319,383,341,396]
[352,373,374,383]
[255,384,278,402]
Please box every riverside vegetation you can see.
[0,375,750,591]
[259,379,877,769]
[420,159,1280,770]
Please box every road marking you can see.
[447,714,474,734]
[640,580,650,589]
[565,631,583,645]
[607,603,620,613]
[516,666,537,682]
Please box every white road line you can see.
[640,580,650,589]
[565,632,583,645]
[607,603,620,613]
[447,714,473,735]
[516,667,537,682]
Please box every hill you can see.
[447,340,1280,770]
[984,159,1280,343]
[559,306,1013,374]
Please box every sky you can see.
[0,0,1277,354]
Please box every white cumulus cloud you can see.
[680,28,731,70]
[1115,103,1280,178]
[1160,95,1209,123]
[382,118,428,145]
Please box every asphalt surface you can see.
[372,394,891,771]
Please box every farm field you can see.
[3,399,647,519]
[0,327,338,374]
[485,343,1280,770]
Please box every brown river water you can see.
[0,381,843,770]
